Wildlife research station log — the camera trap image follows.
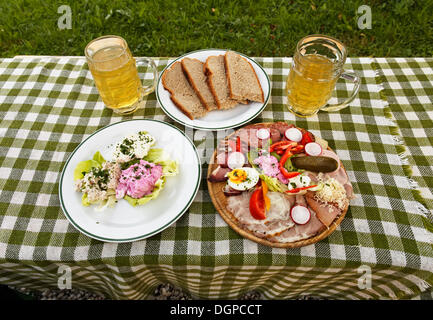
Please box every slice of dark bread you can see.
[181,58,217,111]
[161,61,208,120]
[224,51,264,103]
[204,55,247,110]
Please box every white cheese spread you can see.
[113,131,155,162]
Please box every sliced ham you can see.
[207,165,231,182]
[270,207,324,243]
[321,149,341,172]
[223,185,242,196]
[325,166,348,185]
[237,128,261,148]
[233,122,288,148]
[285,194,296,207]
[295,194,307,207]
[304,170,320,184]
[344,182,355,199]
[218,138,248,154]
[226,191,295,238]
[304,191,342,227]
[216,152,229,167]
[295,207,325,238]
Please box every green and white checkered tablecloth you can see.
[0,56,432,299]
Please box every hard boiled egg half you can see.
[226,167,260,191]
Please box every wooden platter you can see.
[207,122,350,248]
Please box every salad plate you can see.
[156,49,271,131]
[59,119,201,242]
[207,122,355,248]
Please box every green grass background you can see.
[1,0,432,58]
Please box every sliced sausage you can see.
[304,191,341,227]
[208,165,231,182]
[270,122,294,136]
[269,128,281,143]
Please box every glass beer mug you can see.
[85,35,158,115]
[286,35,360,117]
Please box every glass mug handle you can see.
[135,57,158,96]
[321,70,361,112]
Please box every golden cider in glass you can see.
[286,35,360,117]
[85,35,158,115]
[286,54,338,116]
[89,46,143,113]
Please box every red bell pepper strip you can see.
[300,131,314,146]
[279,148,301,179]
[276,144,296,151]
[280,169,301,179]
[236,136,241,152]
[279,147,292,166]
[290,145,305,154]
[270,141,297,153]
[285,185,317,193]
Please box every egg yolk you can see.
[228,169,247,184]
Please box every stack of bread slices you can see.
[162,51,264,120]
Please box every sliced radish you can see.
[305,142,322,156]
[227,152,245,169]
[290,205,311,225]
[285,128,302,142]
[256,128,270,140]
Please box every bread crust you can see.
[162,52,265,119]
[181,58,213,111]
[204,57,223,109]
[204,56,245,109]
[224,51,264,103]
[161,61,198,120]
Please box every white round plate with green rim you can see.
[156,49,271,131]
[59,119,201,243]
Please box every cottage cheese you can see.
[113,131,155,162]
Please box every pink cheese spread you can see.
[253,155,289,184]
[116,160,163,199]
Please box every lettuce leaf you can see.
[142,148,178,176]
[74,151,106,180]
[81,193,90,206]
[142,148,166,163]
[74,159,100,180]
[92,151,106,166]
[247,151,260,171]
[159,160,178,176]
[124,177,166,206]
[260,174,288,193]
[95,194,117,211]
[82,189,117,210]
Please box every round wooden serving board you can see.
[207,122,349,248]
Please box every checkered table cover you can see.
[0,56,432,300]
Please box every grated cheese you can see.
[314,176,348,210]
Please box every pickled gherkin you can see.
[291,156,338,172]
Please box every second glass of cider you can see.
[286,35,360,117]
[85,35,157,115]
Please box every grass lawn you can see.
[0,0,432,58]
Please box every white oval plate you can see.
[156,49,271,131]
[59,119,201,243]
